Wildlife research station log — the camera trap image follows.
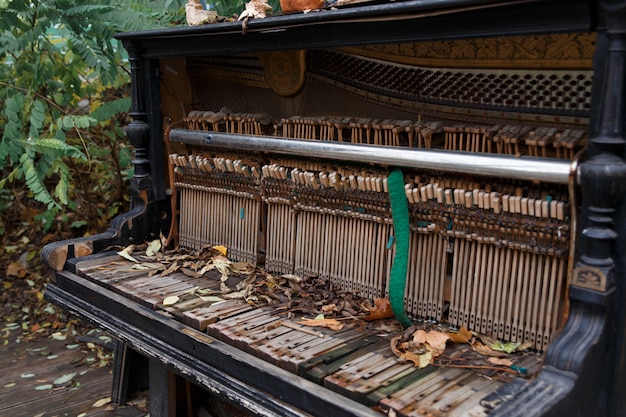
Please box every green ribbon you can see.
[387,168,412,329]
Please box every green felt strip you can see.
[387,168,412,329]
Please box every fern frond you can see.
[90,97,131,122]
[1,96,25,164]
[14,20,50,51]
[33,138,86,160]
[28,100,46,139]
[66,33,118,85]
[51,159,71,205]
[20,152,58,208]
[64,5,115,16]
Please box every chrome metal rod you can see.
[169,129,575,184]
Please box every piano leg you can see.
[111,341,149,404]
[150,358,176,417]
[111,341,130,404]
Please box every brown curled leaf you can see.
[363,298,394,321]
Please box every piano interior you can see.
[52,30,594,416]
[77,34,592,416]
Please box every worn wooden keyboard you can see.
[71,252,541,416]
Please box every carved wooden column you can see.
[571,5,626,295]
[123,42,152,197]
[591,4,626,416]
[565,1,626,415]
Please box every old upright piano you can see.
[42,0,626,416]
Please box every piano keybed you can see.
[73,254,542,416]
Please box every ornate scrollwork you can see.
[344,33,596,69]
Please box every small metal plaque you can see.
[182,327,214,344]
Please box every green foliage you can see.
[0,0,187,236]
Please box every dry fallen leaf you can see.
[470,340,509,357]
[180,268,201,278]
[363,298,394,321]
[92,397,112,408]
[491,341,532,353]
[404,349,433,369]
[212,245,228,256]
[391,328,451,368]
[221,288,251,300]
[145,239,162,257]
[487,357,514,367]
[390,335,404,359]
[117,246,139,263]
[412,329,450,354]
[6,261,26,278]
[200,256,231,281]
[297,318,344,331]
[160,261,180,277]
[447,326,472,344]
[321,304,338,314]
[53,372,76,387]
[231,261,254,274]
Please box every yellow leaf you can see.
[163,295,180,306]
[145,239,162,257]
[212,245,228,256]
[92,397,112,408]
[117,246,138,263]
[404,349,433,369]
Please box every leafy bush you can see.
[0,0,186,238]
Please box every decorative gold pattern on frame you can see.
[572,265,607,292]
[340,33,596,69]
[258,50,307,97]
